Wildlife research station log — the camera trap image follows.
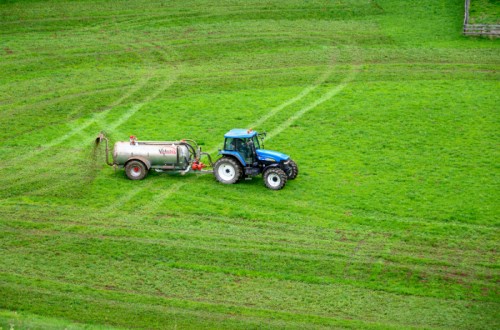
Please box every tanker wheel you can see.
[125,160,148,180]
[214,157,242,184]
[287,159,299,180]
[263,167,287,190]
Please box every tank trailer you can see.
[95,129,298,190]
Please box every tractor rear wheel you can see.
[125,160,148,180]
[263,167,287,190]
[287,159,299,180]
[214,157,242,184]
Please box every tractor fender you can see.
[218,151,246,166]
[125,156,151,170]
[263,163,281,172]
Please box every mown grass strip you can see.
[0,273,404,330]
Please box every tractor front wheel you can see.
[125,160,148,180]
[263,168,287,190]
[214,157,242,185]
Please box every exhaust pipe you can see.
[95,131,114,166]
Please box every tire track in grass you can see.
[102,180,154,213]
[36,70,155,152]
[0,85,127,118]
[5,226,489,293]
[94,43,184,211]
[3,225,497,309]
[0,44,179,196]
[5,202,497,281]
[1,47,152,168]
[11,44,164,156]
[129,180,188,214]
[0,76,154,194]
[266,64,360,141]
[21,42,177,155]
[246,66,335,130]
[0,273,396,330]
[4,205,498,275]
[0,29,176,191]
[31,47,181,198]
[104,69,180,132]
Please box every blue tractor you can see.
[214,129,298,190]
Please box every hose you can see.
[180,142,197,161]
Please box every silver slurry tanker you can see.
[95,132,213,180]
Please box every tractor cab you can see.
[220,128,291,166]
[223,129,261,165]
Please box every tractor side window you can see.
[225,138,246,152]
[225,138,235,151]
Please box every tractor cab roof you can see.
[224,129,258,139]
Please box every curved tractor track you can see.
[0,43,181,199]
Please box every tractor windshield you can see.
[252,136,260,150]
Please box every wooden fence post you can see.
[464,0,470,33]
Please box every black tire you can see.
[214,157,242,184]
[125,160,148,180]
[287,159,299,180]
[263,167,287,190]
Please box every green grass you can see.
[0,0,499,329]
[469,0,500,24]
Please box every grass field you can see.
[0,0,499,329]
[469,0,500,24]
